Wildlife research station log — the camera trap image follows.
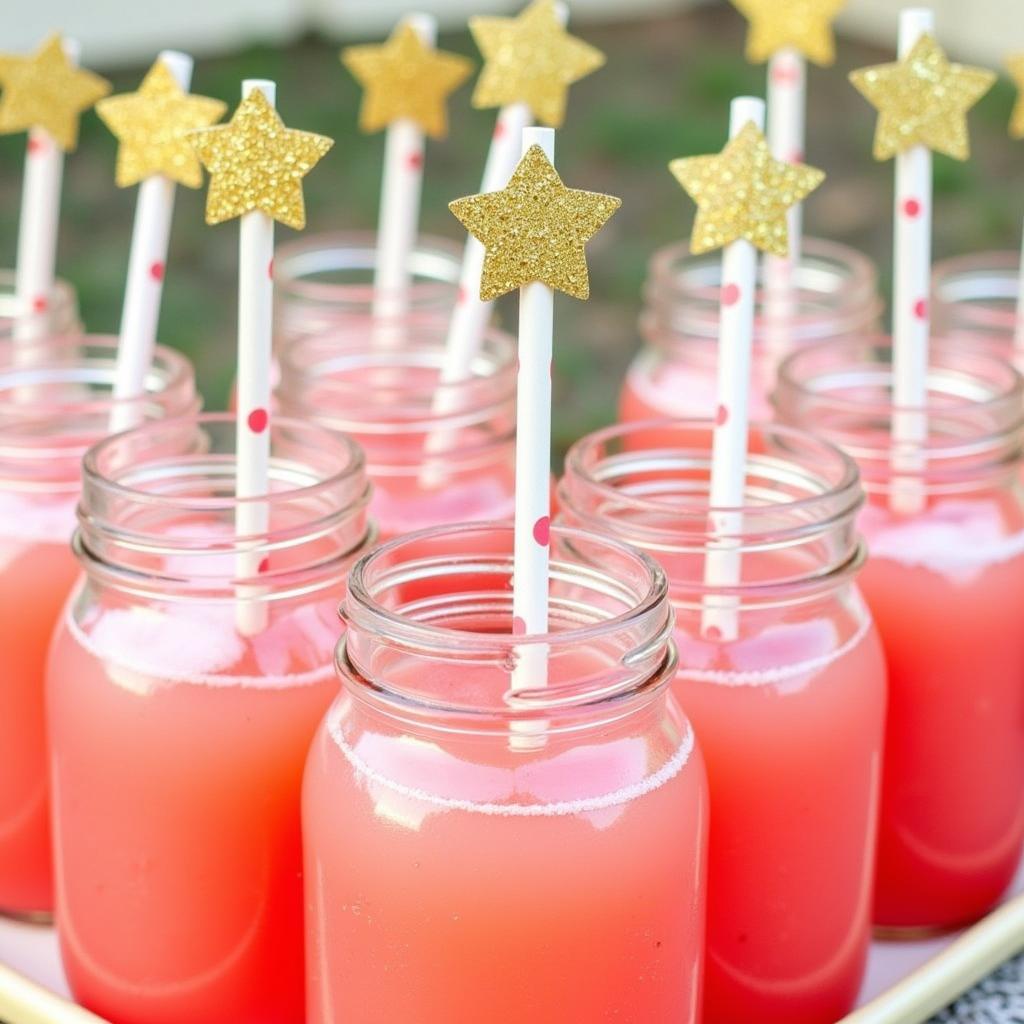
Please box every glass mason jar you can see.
[931,250,1020,347]
[620,238,882,426]
[303,523,708,1024]
[558,420,887,1024]
[277,323,516,540]
[0,335,198,919]
[47,414,374,1024]
[775,337,1024,933]
[0,269,81,341]
[274,230,463,346]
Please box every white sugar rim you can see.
[675,615,872,688]
[65,607,335,690]
[328,706,695,817]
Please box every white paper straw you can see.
[763,47,806,374]
[839,893,1024,1024]
[701,97,765,642]
[108,50,193,434]
[373,12,436,332]
[510,126,555,700]
[13,38,78,356]
[889,7,935,515]
[235,79,276,637]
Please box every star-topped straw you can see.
[98,53,226,432]
[426,1,604,488]
[450,129,619,699]
[672,98,824,639]
[190,81,332,635]
[342,15,473,327]
[0,34,110,348]
[850,10,994,514]
[729,0,845,367]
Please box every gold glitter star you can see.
[670,121,825,257]
[0,34,110,151]
[849,35,995,161]
[449,144,620,301]
[730,0,846,66]
[1008,54,1024,140]
[188,88,333,230]
[470,0,605,128]
[96,59,226,188]
[341,23,473,138]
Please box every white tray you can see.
[2,858,1022,1022]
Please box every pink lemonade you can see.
[48,600,340,1024]
[558,421,887,1023]
[46,414,371,1024]
[0,337,197,916]
[858,496,1024,929]
[775,336,1024,932]
[303,524,709,1023]
[0,510,78,915]
[276,324,516,541]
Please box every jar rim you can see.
[931,250,1019,332]
[0,334,196,418]
[344,521,670,652]
[82,411,369,517]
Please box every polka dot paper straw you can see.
[701,97,764,642]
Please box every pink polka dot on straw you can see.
[457,286,467,305]
[493,120,506,140]
[247,408,269,433]
[267,259,274,280]
[533,516,550,546]
[27,136,44,155]
[705,624,722,641]
[772,61,799,85]
[914,299,928,321]
[721,283,741,306]
[903,198,921,218]
[512,616,528,635]
[32,295,48,313]
[791,149,805,164]
[149,261,164,282]
[715,404,728,427]
[407,151,424,170]
[257,557,270,574]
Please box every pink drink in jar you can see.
[559,420,887,1023]
[619,238,881,432]
[0,336,197,917]
[303,523,708,1023]
[777,337,1024,932]
[277,324,516,540]
[47,415,373,1023]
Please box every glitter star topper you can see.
[342,23,474,138]
[188,88,333,230]
[470,0,605,128]
[0,34,110,151]
[1008,54,1024,140]
[670,121,825,257]
[849,34,995,161]
[449,144,620,300]
[730,0,846,66]
[97,59,226,188]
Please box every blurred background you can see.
[2,0,1023,452]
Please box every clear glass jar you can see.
[0,335,198,919]
[620,238,882,425]
[775,336,1024,933]
[273,231,463,346]
[931,250,1020,346]
[558,420,886,1024]
[303,522,708,1024]
[47,413,374,1024]
[277,323,516,540]
[0,269,81,341]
